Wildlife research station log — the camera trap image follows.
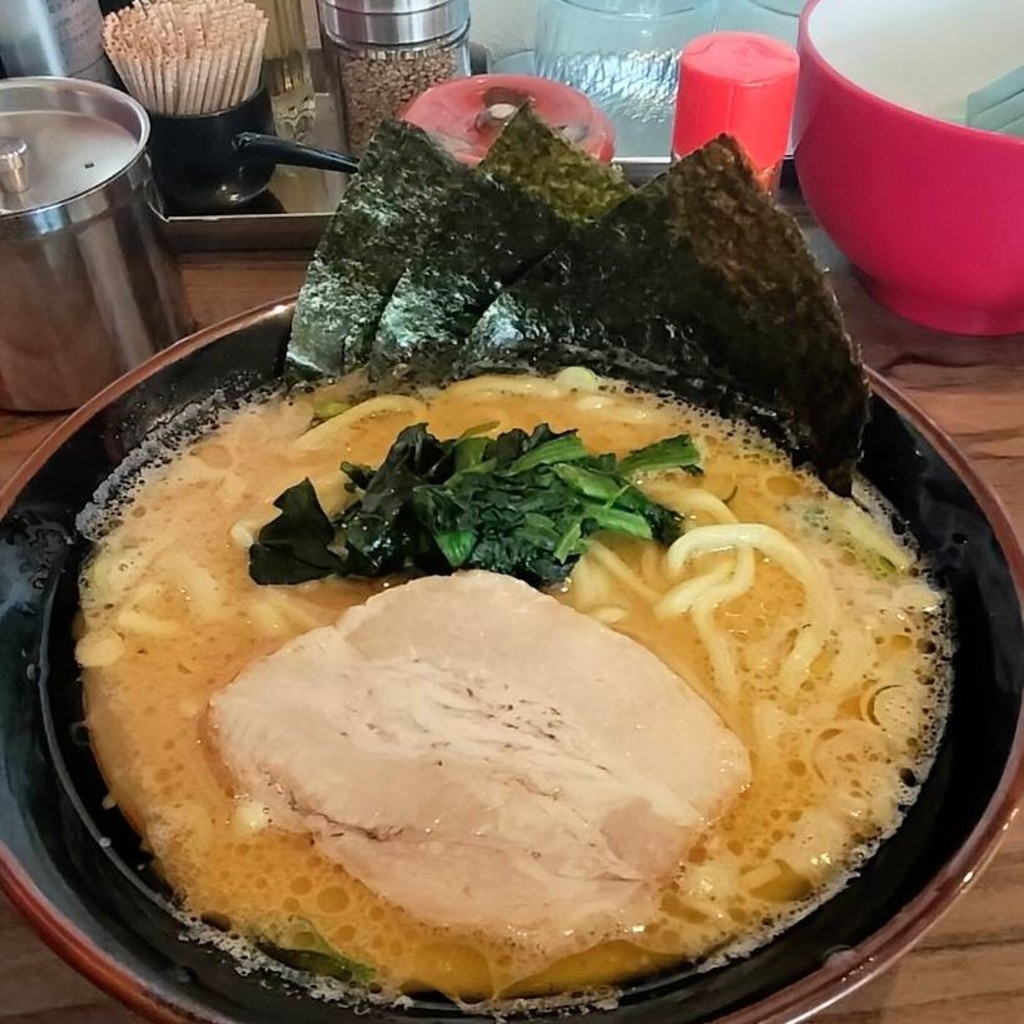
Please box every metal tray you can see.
[157,93,671,254]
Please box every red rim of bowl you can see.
[799,0,1024,152]
[1,296,1023,1024]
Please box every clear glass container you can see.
[317,0,470,155]
[716,0,804,45]
[534,0,720,159]
[250,0,316,141]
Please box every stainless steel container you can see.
[0,77,191,412]
[0,0,114,84]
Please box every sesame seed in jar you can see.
[316,0,471,155]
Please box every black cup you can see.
[147,86,276,215]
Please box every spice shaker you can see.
[672,31,799,192]
[316,0,470,154]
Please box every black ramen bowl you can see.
[1,301,1022,1024]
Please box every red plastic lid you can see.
[400,74,616,166]
[673,32,799,175]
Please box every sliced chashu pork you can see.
[211,571,749,939]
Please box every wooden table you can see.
[1,251,1022,1024]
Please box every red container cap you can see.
[673,32,799,175]
[400,74,616,166]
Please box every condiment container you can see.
[0,77,191,412]
[0,0,114,84]
[316,0,470,155]
[534,0,719,159]
[400,74,616,165]
[673,31,799,191]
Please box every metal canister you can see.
[0,77,191,412]
[0,0,114,84]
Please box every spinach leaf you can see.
[619,434,702,477]
[249,422,702,588]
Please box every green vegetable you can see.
[248,480,345,585]
[311,399,351,424]
[256,926,373,986]
[800,499,912,578]
[618,434,702,478]
[249,423,699,588]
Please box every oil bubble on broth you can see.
[76,374,952,1009]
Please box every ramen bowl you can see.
[794,0,1024,336]
[1,301,1022,1024]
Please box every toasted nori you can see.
[370,173,568,384]
[287,121,469,379]
[462,136,868,494]
[479,104,632,224]
[288,121,867,493]
[371,107,631,383]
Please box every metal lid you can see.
[317,0,469,47]
[0,77,148,215]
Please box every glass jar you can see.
[317,0,471,155]
[716,0,804,45]
[250,0,316,140]
[534,0,720,159]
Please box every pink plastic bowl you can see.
[794,0,1024,336]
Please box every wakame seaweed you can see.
[287,121,470,380]
[249,423,700,588]
[463,136,868,494]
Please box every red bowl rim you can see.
[1,296,1023,1024]
[799,0,1024,154]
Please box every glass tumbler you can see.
[535,0,720,158]
[716,0,805,46]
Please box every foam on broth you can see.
[76,375,952,1004]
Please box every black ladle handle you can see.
[233,132,361,175]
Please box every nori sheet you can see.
[287,121,867,493]
[287,121,469,379]
[371,107,631,384]
[370,174,567,384]
[479,104,632,224]
[461,136,868,494]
